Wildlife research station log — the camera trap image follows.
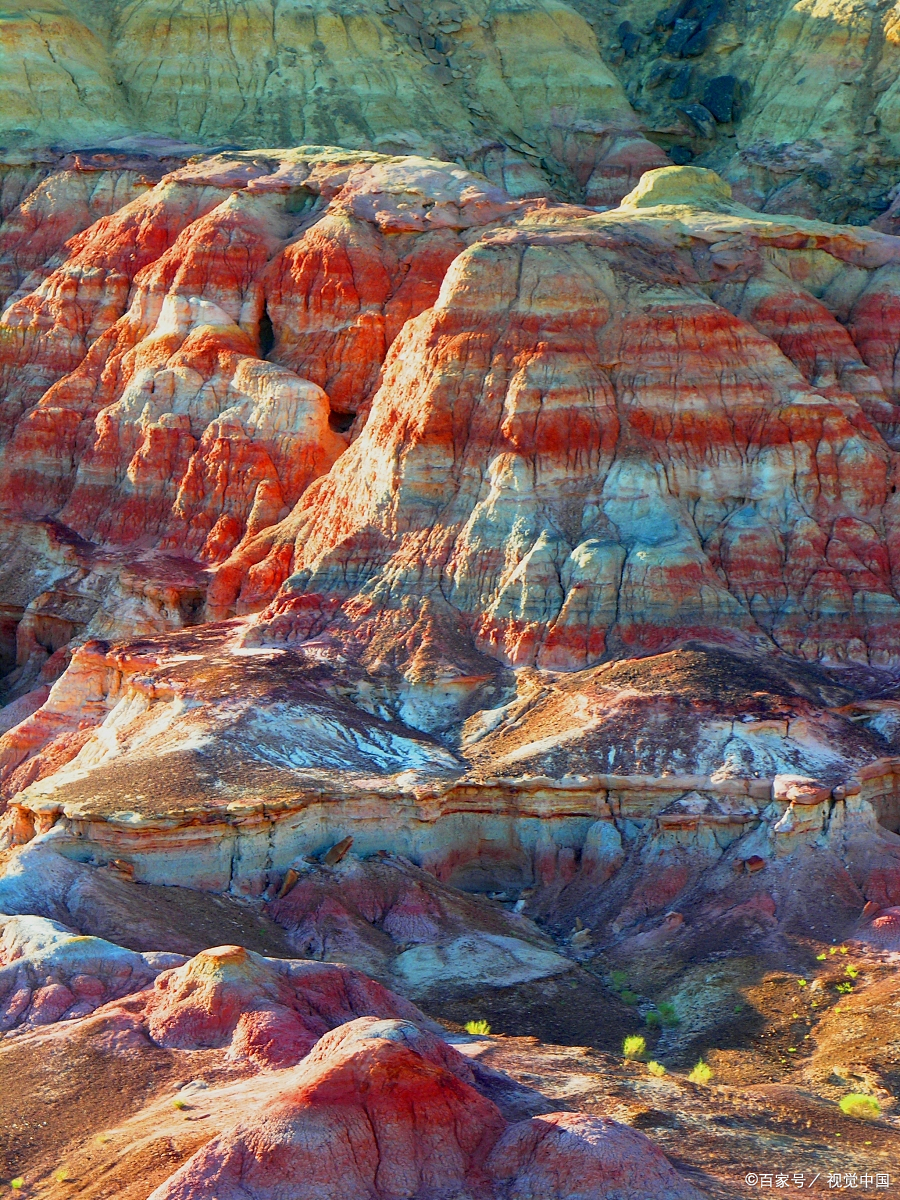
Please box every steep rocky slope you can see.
[0,0,665,202]
[4,4,900,1190]
[2,159,900,930]
[4,0,900,223]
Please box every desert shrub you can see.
[688,1060,713,1085]
[610,970,629,989]
[835,982,853,994]
[645,1010,661,1028]
[844,964,859,979]
[623,1035,646,1059]
[620,989,640,1005]
[839,1094,880,1120]
[172,1098,189,1110]
[465,1019,491,1035]
[657,1001,679,1026]
[647,1060,667,1077]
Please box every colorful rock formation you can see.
[0,0,665,206]
[148,1016,702,1200]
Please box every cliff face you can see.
[220,165,900,680]
[0,0,667,203]
[5,8,900,1189]
[4,0,900,224]
[5,158,900,817]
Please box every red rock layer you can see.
[141,945,427,1068]
[150,1015,702,1200]
[0,152,533,571]
[0,156,169,306]
[215,182,900,675]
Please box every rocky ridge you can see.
[2,8,900,1187]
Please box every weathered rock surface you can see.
[0,913,166,1031]
[0,0,667,204]
[6,0,900,226]
[147,1015,702,1200]
[218,167,900,683]
[4,165,900,985]
[581,0,900,224]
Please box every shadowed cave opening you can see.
[258,302,275,358]
[329,409,356,433]
[873,792,900,834]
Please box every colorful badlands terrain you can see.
[1,0,900,1196]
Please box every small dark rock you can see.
[618,20,642,56]
[669,65,691,98]
[666,17,699,54]
[679,102,717,137]
[647,59,674,88]
[683,26,711,54]
[393,11,418,34]
[702,74,736,122]
[669,144,694,164]
[810,168,833,189]
[424,63,453,84]
[700,0,725,28]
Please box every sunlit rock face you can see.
[3,161,900,949]
[0,150,544,695]
[220,166,900,680]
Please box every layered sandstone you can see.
[5,0,900,226]
[148,1015,702,1200]
[4,164,900,956]
[219,166,900,680]
[0,0,668,205]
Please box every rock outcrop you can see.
[3,162,900,964]
[221,166,900,679]
[148,1015,702,1200]
[0,0,666,204]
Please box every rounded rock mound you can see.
[619,165,736,211]
[143,944,429,1067]
[148,1016,705,1200]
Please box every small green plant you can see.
[620,989,640,1006]
[816,952,827,961]
[645,1010,661,1029]
[464,1019,491,1036]
[839,1094,881,1120]
[688,1060,713,1085]
[844,964,859,979]
[657,1002,679,1026]
[797,979,807,989]
[172,1097,190,1110]
[829,947,837,955]
[835,981,853,994]
[610,970,629,990]
[53,1170,71,1184]
[623,1034,646,1059]
[647,1060,667,1077]
[839,946,849,955]
[10,1181,23,1192]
